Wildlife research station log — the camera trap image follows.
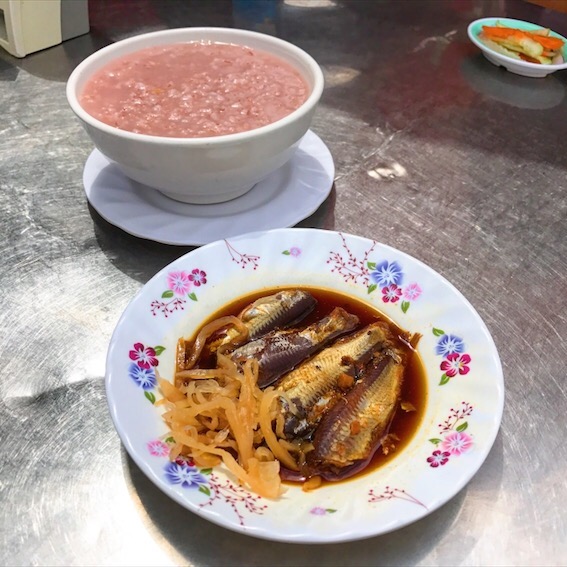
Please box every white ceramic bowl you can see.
[468,17,567,78]
[67,28,324,204]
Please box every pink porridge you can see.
[80,41,309,138]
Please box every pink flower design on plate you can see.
[147,440,170,457]
[167,271,192,296]
[403,282,422,301]
[188,269,207,287]
[382,284,402,303]
[309,506,336,515]
[129,343,158,369]
[440,353,471,377]
[441,432,473,455]
[290,247,301,257]
[427,450,450,467]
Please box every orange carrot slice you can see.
[518,53,542,64]
[482,25,564,50]
[527,32,564,50]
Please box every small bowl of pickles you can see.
[468,17,567,78]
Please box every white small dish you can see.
[105,228,504,543]
[468,17,567,78]
[84,130,334,246]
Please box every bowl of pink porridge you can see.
[66,27,324,204]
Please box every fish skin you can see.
[276,321,395,437]
[208,290,317,352]
[231,307,359,388]
[308,348,405,476]
[240,290,317,339]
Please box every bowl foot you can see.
[157,183,256,205]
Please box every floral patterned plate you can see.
[106,228,504,543]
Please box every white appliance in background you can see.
[0,0,89,58]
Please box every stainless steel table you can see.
[2,1,566,565]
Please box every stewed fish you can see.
[231,306,359,388]
[167,287,424,496]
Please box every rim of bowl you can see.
[66,27,325,146]
[467,17,567,71]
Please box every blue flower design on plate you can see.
[371,260,403,288]
[164,461,208,488]
[128,362,157,390]
[435,334,465,357]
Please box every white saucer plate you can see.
[83,130,334,246]
[106,228,504,543]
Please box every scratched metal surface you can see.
[1,0,566,565]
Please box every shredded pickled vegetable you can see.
[159,319,304,499]
[175,316,249,384]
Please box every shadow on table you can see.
[88,203,195,284]
[124,432,503,566]
[297,183,337,231]
[461,54,565,110]
[87,185,336,285]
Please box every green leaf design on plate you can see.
[162,290,174,299]
[165,436,174,443]
[429,438,442,445]
[401,300,410,313]
[282,250,291,255]
[154,345,165,356]
[188,292,197,301]
[456,422,468,432]
[200,468,213,475]
[367,262,376,270]
[368,283,377,294]
[326,509,337,514]
[439,373,450,386]
[432,328,445,337]
[144,391,156,404]
[199,485,211,497]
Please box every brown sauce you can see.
[194,286,428,485]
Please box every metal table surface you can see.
[1,1,566,565]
